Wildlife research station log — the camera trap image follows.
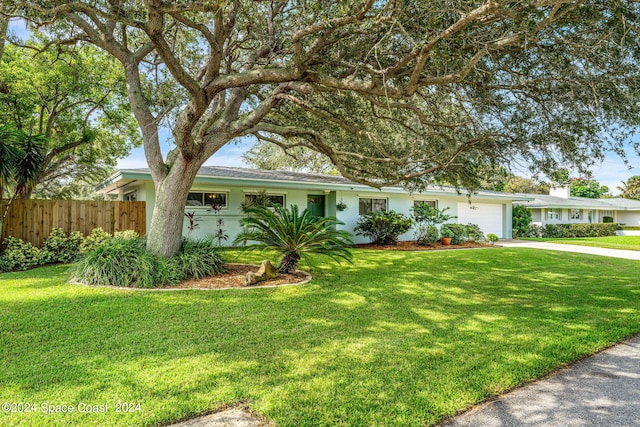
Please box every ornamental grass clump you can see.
[71,234,226,288]
[167,237,226,279]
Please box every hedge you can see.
[526,223,618,238]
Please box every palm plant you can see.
[234,205,353,273]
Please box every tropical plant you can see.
[355,210,413,246]
[234,205,353,274]
[239,190,272,213]
[617,176,640,200]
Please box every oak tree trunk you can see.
[146,156,202,258]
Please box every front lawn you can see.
[1,249,640,426]
[525,235,640,251]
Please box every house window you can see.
[187,192,228,208]
[413,200,437,209]
[124,191,137,201]
[244,193,285,208]
[359,198,387,215]
[570,209,581,220]
[547,208,559,220]
[601,210,614,219]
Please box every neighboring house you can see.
[97,166,532,243]
[515,186,640,226]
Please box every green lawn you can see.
[525,235,640,251]
[1,248,640,426]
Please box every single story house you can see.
[514,186,640,226]
[97,166,533,243]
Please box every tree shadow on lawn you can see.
[2,248,640,426]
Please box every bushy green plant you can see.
[412,204,455,244]
[71,235,180,288]
[440,224,454,238]
[464,223,484,242]
[0,237,41,271]
[40,228,86,263]
[603,216,614,223]
[80,227,112,253]
[486,233,499,243]
[446,223,468,245]
[512,205,532,238]
[168,238,226,279]
[234,205,353,273]
[525,223,617,238]
[416,224,439,246]
[355,210,413,246]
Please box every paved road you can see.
[498,240,640,260]
[439,335,640,427]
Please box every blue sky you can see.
[8,19,640,194]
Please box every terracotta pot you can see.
[440,237,452,245]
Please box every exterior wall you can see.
[615,211,640,226]
[131,181,515,243]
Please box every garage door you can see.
[456,203,504,237]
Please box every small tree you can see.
[234,205,353,274]
[512,205,532,238]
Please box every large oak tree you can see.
[4,0,640,257]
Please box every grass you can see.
[1,248,640,426]
[525,235,640,251]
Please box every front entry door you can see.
[307,195,325,217]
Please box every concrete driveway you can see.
[498,240,640,261]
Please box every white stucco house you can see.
[514,186,640,226]
[97,166,532,243]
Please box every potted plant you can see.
[440,225,454,245]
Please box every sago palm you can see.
[234,205,353,273]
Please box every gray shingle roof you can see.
[120,165,529,199]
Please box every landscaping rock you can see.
[244,260,278,286]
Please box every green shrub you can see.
[525,223,617,238]
[440,224,454,238]
[0,237,41,271]
[620,226,640,231]
[486,233,499,243]
[603,216,614,223]
[168,238,226,279]
[464,224,484,242]
[355,210,413,245]
[512,205,532,238]
[80,227,112,253]
[416,224,439,246]
[446,224,468,245]
[39,228,85,264]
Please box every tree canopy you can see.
[569,176,610,198]
[5,0,640,256]
[617,175,640,199]
[0,36,140,198]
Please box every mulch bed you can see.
[165,264,310,290]
[355,240,491,251]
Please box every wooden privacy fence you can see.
[1,199,146,247]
